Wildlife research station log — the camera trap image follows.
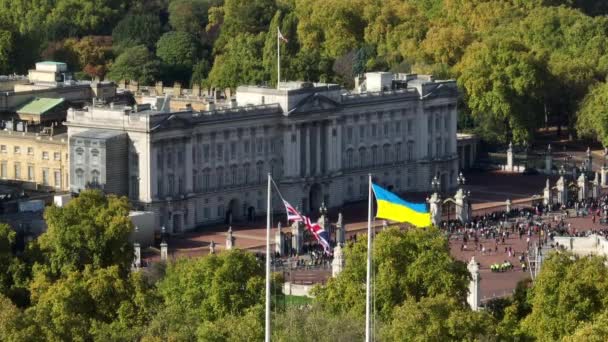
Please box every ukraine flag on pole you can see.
[371,183,432,227]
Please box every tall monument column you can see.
[578,173,588,201]
[556,166,567,205]
[454,172,470,223]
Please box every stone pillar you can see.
[578,173,588,201]
[428,193,442,226]
[226,226,235,250]
[545,144,552,175]
[155,81,163,95]
[291,221,304,254]
[602,166,608,187]
[331,245,345,278]
[592,172,600,199]
[587,147,593,171]
[336,212,345,246]
[305,124,311,177]
[543,179,551,206]
[507,142,514,172]
[275,222,284,256]
[173,82,182,96]
[467,257,480,311]
[455,188,470,223]
[160,241,168,261]
[506,198,512,213]
[209,240,216,254]
[133,242,141,268]
[556,176,567,205]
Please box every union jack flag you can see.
[282,199,332,255]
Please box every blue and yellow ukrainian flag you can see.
[371,183,431,227]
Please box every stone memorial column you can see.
[160,241,168,261]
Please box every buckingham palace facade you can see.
[65,72,459,233]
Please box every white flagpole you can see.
[277,27,280,90]
[365,173,372,342]
[265,173,271,342]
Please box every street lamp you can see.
[457,172,466,187]
[559,164,566,177]
[431,175,440,193]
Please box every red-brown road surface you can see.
[145,171,607,299]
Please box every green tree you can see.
[521,253,608,340]
[143,249,275,340]
[39,189,134,277]
[156,31,201,84]
[0,30,13,74]
[0,294,34,342]
[206,33,266,88]
[168,0,220,35]
[46,0,128,39]
[381,295,495,341]
[272,306,364,342]
[106,45,160,84]
[313,227,469,320]
[196,306,264,341]
[112,14,162,50]
[576,81,608,146]
[156,31,200,67]
[456,38,547,143]
[27,265,142,341]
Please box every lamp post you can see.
[457,172,466,189]
[431,175,440,194]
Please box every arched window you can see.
[202,168,210,189]
[371,146,378,165]
[346,148,353,169]
[216,167,224,187]
[256,161,264,184]
[347,177,354,198]
[407,141,414,161]
[395,142,402,162]
[359,147,366,167]
[243,163,251,184]
[76,168,84,187]
[91,170,100,186]
[383,144,390,164]
[231,165,237,185]
[76,147,84,164]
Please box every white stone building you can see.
[65,72,459,233]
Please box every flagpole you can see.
[365,173,372,342]
[265,173,271,342]
[277,27,280,90]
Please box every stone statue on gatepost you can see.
[226,226,235,250]
[543,179,552,206]
[507,142,514,172]
[467,257,480,311]
[428,192,442,226]
[291,219,304,255]
[545,144,553,175]
[335,212,345,246]
[505,198,512,213]
[275,222,285,256]
[556,167,567,205]
[592,172,600,199]
[209,240,216,254]
[331,244,345,277]
[455,172,471,223]
[578,173,588,201]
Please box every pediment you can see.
[290,93,340,114]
